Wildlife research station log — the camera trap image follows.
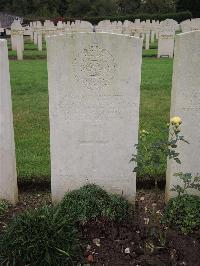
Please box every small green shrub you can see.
[59,184,131,223]
[164,194,200,234]
[107,194,132,221]
[0,200,9,218]
[0,206,81,266]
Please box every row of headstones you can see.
[6,18,183,60]
[180,18,200,32]
[1,31,200,205]
[30,18,178,56]
[7,18,200,60]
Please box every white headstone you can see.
[33,21,38,45]
[47,33,142,203]
[0,40,18,204]
[122,20,133,35]
[180,19,191,33]
[155,21,160,39]
[95,20,112,33]
[151,29,155,43]
[11,20,24,60]
[160,19,179,31]
[191,18,200,31]
[36,21,43,51]
[44,20,56,38]
[157,30,175,58]
[30,22,34,41]
[74,20,81,32]
[79,21,93,33]
[166,31,200,201]
[145,31,150,50]
[65,21,72,33]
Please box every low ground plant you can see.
[0,185,131,265]
[59,184,131,224]
[164,172,200,234]
[0,200,9,218]
[0,206,81,265]
[131,116,188,199]
[164,194,200,234]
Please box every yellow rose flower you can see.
[170,116,182,125]
[140,129,149,135]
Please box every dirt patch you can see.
[81,219,200,265]
[0,190,199,266]
[0,190,51,233]
[81,191,200,266]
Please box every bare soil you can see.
[0,189,199,266]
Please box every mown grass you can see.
[10,60,50,182]
[7,38,47,59]
[9,40,172,183]
[139,57,173,180]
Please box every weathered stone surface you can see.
[145,32,150,50]
[11,20,24,60]
[166,31,200,201]
[0,40,18,204]
[157,30,175,58]
[47,33,142,203]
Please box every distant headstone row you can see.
[0,40,18,204]
[180,18,200,32]
[3,18,200,60]
[0,31,200,205]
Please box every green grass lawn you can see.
[7,38,47,59]
[10,60,50,183]
[9,40,173,184]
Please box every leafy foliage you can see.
[172,172,200,197]
[0,0,194,18]
[0,206,81,265]
[0,200,9,218]
[140,0,176,13]
[164,194,200,234]
[131,122,188,194]
[1,0,139,17]
[59,184,131,223]
[176,0,200,17]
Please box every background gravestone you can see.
[166,31,200,201]
[157,30,175,58]
[0,40,18,204]
[47,33,142,203]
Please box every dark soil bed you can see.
[81,191,200,266]
[0,190,200,266]
[81,218,200,266]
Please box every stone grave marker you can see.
[47,33,142,203]
[11,20,24,60]
[166,31,200,201]
[0,40,18,204]
[157,29,175,58]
